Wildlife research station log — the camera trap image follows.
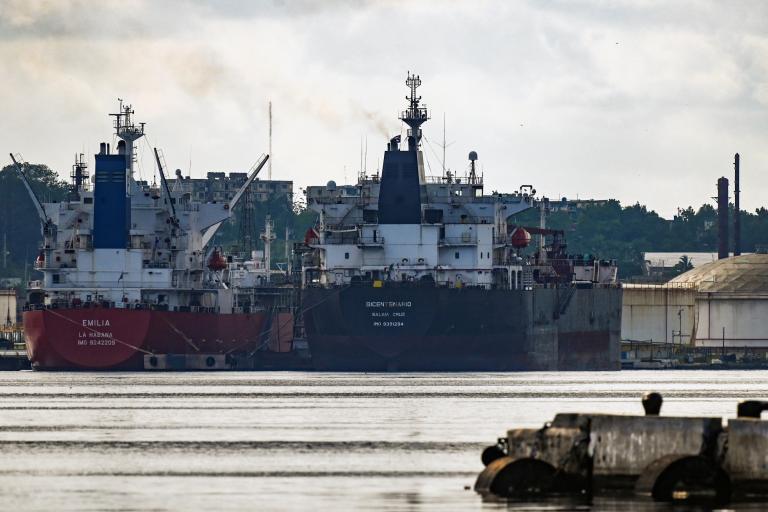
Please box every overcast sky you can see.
[1,0,766,217]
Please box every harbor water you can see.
[1,370,767,511]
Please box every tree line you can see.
[514,200,766,277]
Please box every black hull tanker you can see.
[299,73,622,371]
[304,286,621,371]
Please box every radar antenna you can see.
[70,153,89,194]
[109,100,145,178]
[399,72,430,151]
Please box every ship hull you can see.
[303,285,622,371]
[24,308,266,370]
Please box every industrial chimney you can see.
[734,153,741,256]
[717,177,729,260]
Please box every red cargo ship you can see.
[14,102,272,370]
[24,307,266,370]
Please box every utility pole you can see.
[435,113,453,177]
[442,114,446,175]
[722,327,726,357]
[734,153,741,256]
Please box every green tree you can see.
[0,163,68,283]
[671,255,694,276]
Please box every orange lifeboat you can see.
[511,228,531,249]
[34,251,45,269]
[207,247,228,271]
[304,227,319,246]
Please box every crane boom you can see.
[9,153,50,231]
[201,154,269,248]
[153,148,177,220]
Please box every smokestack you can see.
[734,153,741,256]
[718,177,729,260]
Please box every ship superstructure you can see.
[303,74,615,291]
[15,103,273,370]
[300,74,622,371]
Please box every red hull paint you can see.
[23,309,266,370]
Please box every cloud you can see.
[1,0,767,217]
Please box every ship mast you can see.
[70,153,89,197]
[109,99,145,182]
[399,72,429,151]
[260,215,276,283]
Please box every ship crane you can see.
[9,153,52,236]
[201,153,270,251]
[152,148,179,225]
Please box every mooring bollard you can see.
[642,391,663,416]
[736,400,768,418]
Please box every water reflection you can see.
[0,370,766,510]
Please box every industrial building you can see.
[547,197,611,213]
[622,253,768,354]
[621,154,768,361]
[167,172,293,204]
[641,252,736,282]
[670,254,768,348]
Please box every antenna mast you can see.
[399,72,429,151]
[260,215,276,283]
[268,101,273,180]
[109,100,145,181]
[70,153,89,195]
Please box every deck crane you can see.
[153,148,179,226]
[201,154,269,251]
[9,153,53,237]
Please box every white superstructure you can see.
[14,103,269,312]
[302,74,617,290]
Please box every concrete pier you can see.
[476,394,768,504]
